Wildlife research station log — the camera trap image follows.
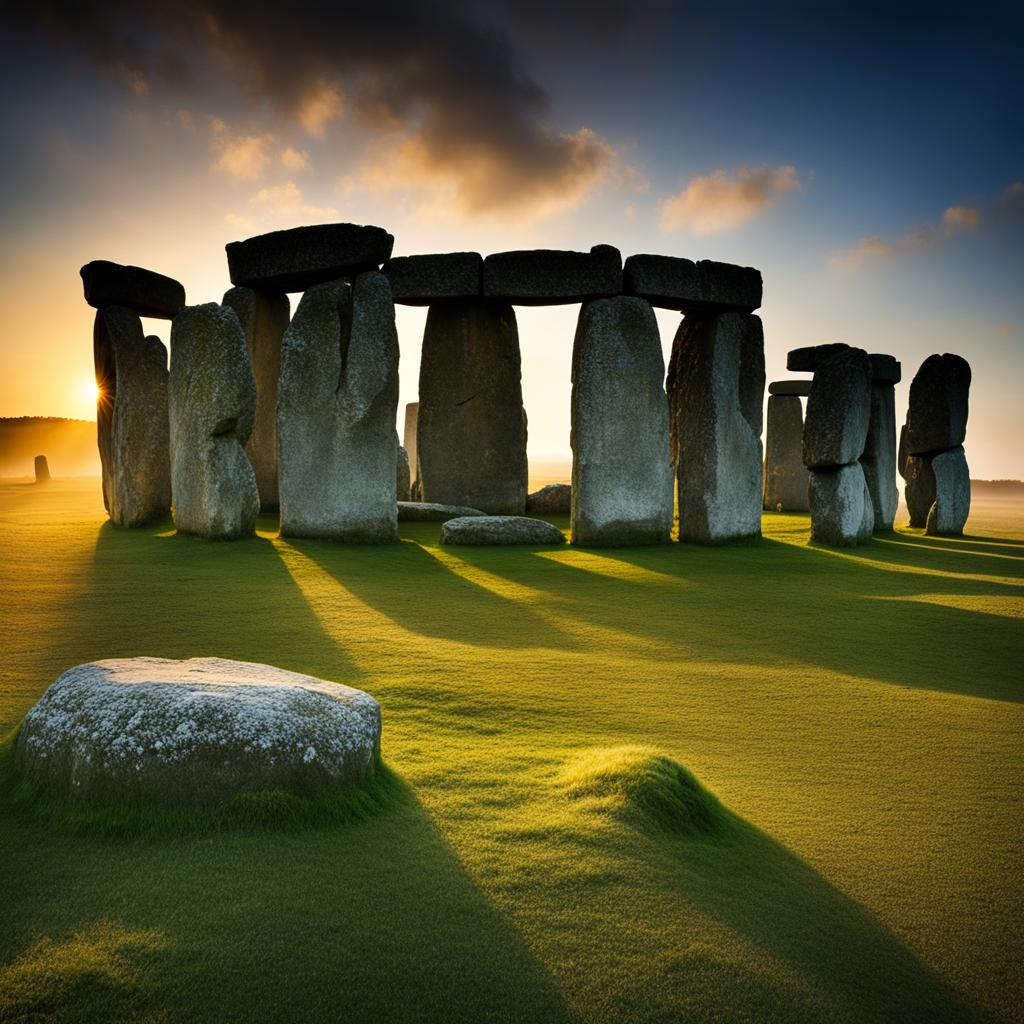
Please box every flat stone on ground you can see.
[768,379,812,397]
[440,515,565,546]
[526,483,571,515]
[226,223,394,292]
[385,252,482,304]
[623,254,762,313]
[397,501,486,522]
[15,658,380,806]
[81,260,185,319]
[482,245,621,305]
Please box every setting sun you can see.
[77,377,100,404]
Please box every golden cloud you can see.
[943,205,981,233]
[210,119,275,181]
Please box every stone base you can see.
[809,464,874,547]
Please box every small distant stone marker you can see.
[440,515,566,546]
[34,455,50,483]
[526,483,571,515]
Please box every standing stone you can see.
[808,463,874,547]
[571,297,673,546]
[94,307,172,526]
[763,394,808,512]
[416,300,527,515]
[222,287,290,511]
[403,402,419,497]
[669,312,765,543]
[861,379,899,530]
[802,348,872,468]
[905,353,971,455]
[278,273,399,541]
[168,303,259,539]
[898,424,910,480]
[396,445,411,502]
[904,456,937,528]
[926,447,970,536]
[34,455,50,483]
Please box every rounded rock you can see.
[440,515,566,545]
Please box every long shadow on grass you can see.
[0,773,574,1024]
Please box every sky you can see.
[0,0,1021,476]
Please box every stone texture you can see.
[898,424,909,480]
[869,353,902,384]
[222,286,290,511]
[768,379,812,396]
[16,658,380,806]
[403,402,419,497]
[526,483,572,515]
[787,343,850,373]
[278,273,399,541]
[926,446,970,536]
[416,299,527,514]
[572,297,673,546]
[397,501,486,522]
[482,245,622,305]
[94,307,172,527]
[905,353,971,455]
[802,348,872,468]
[34,455,50,483]
[441,515,565,546]
[763,395,809,512]
[385,252,482,304]
[808,463,874,547]
[623,254,762,313]
[168,303,259,539]
[669,312,765,543]
[904,455,937,528]
[226,223,394,292]
[861,381,899,530]
[396,445,411,502]
[81,260,185,319]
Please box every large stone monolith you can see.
[571,297,673,546]
[168,303,259,539]
[396,445,411,502]
[669,312,765,543]
[926,446,970,536]
[278,273,399,541]
[808,462,874,547]
[34,455,50,484]
[94,306,171,526]
[763,394,808,512]
[222,286,290,511]
[905,353,971,455]
[904,456,936,528]
[416,300,527,515]
[861,360,900,531]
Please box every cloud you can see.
[660,166,802,234]
[248,180,336,220]
[995,323,1015,335]
[298,83,343,138]
[830,225,940,273]
[210,119,274,180]
[280,147,310,172]
[943,205,981,233]
[1003,181,1024,218]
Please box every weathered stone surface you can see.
[905,353,971,455]
[34,455,50,483]
[787,343,850,373]
[623,254,762,313]
[802,348,871,468]
[768,379,812,396]
[861,382,899,530]
[94,307,172,526]
[869,353,901,384]
[926,446,970,536]
[441,515,565,546]
[397,501,486,522]
[669,312,765,543]
[278,273,399,541]
[483,246,622,305]
[385,252,482,304]
[898,424,909,479]
[226,223,394,292]
[763,395,809,512]
[222,286,290,511]
[417,299,527,514]
[81,261,185,319]
[808,463,874,547]
[904,455,936,527]
[572,297,673,546]
[16,658,380,806]
[396,445,411,502]
[403,402,419,497]
[169,303,259,539]
[526,483,572,515]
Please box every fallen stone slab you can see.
[441,515,565,546]
[385,252,482,304]
[34,455,50,483]
[397,501,486,522]
[226,223,394,292]
[223,286,291,511]
[905,353,971,455]
[768,379,812,397]
[622,254,762,313]
[861,381,898,530]
[572,296,673,546]
[278,273,399,542]
[787,343,851,373]
[81,260,185,319]
[482,245,621,305]
[869,353,901,384]
[169,302,259,539]
[396,445,411,502]
[16,657,380,806]
[904,455,936,527]
[926,446,970,536]
[802,347,872,468]
[808,463,874,547]
[526,482,571,515]
[94,307,172,527]
[763,394,809,512]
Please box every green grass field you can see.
[1,479,1021,1024]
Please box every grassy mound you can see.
[558,745,730,837]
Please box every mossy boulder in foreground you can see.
[16,658,381,806]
